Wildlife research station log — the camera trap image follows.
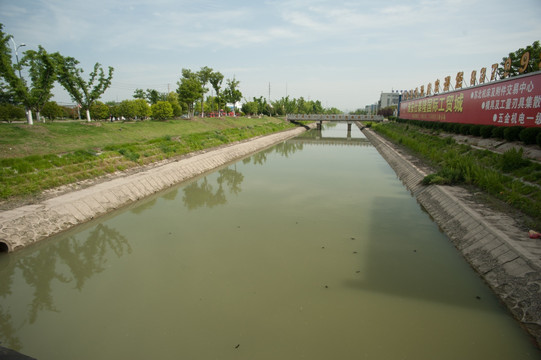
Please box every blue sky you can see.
[1,0,540,111]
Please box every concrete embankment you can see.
[361,125,541,348]
[0,125,313,253]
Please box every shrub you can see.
[492,126,505,139]
[503,126,523,142]
[479,125,494,138]
[499,148,529,172]
[537,132,541,147]
[519,127,541,145]
[459,124,471,135]
[469,125,481,137]
[422,173,448,185]
[151,101,173,121]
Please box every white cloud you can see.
[1,0,541,109]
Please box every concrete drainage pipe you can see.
[0,241,11,253]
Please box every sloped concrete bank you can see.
[0,125,313,253]
[361,126,541,348]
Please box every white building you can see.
[379,91,400,108]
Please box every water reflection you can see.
[292,128,372,146]
[182,167,243,209]
[0,224,131,351]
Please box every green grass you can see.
[0,117,297,201]
[373,121,541,227]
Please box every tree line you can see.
[0,24,113,124]
[0,23,342,124]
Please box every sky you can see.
[1,0,540,112]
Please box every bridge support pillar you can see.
[317,121,322,130]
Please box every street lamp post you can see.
[10,38,32,125]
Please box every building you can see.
[379,91,400,108]
[365,104,378,114]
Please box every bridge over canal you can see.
[289,136,372,147]
[286,114,384,130]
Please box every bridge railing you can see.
[286,114,384,121]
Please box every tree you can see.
[165,92,182,117]
[209,71,224,116]
[55,55,114,122]
[241,101,259,115]
[0,24,26,120]
[42,101,65,120]
[0,103,25,122]
[151,101,173,120]
[378,106,396,117]
[118,99,137,119]
[177,68,204,118]
[223,77,242,115]
[197,66,213,117]
[0,79,17,104]
[90,101,110,120]
[252,96,271,115]
[133,99,150,119]
[498,41,541,78]
[17,46,58,123]
[0,25,58,125]
[146,89,165,105]
[133,88,146,100]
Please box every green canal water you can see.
[0,123,539,359]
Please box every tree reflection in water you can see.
[0,224,131,351]
[0,137,308,351]
[182,167,242,209]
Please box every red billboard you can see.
[399,72,541,127]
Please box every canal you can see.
[0,123,539,359]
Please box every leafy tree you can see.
[0,79,17,104]
[17,46,58,123]
[105,101,119,118]
[0,25,58,124]
[223,77,242,115]
[165,91,182,117]
[271,96,297,115]
[41,101,64,121]
[498,40,541,78]
[0,103,25,122]
[54,55,114,122]
[252,96,271,115]
[209,71,224,116]
[377,106,396,117]
[325,107,342,114]
[89,101,110,120]
[151,101,173,120]
[241,101,259,115]
[177,68,204,118]
[146,89,165,104]
[197,66,213,117]
[118,99,138,119]
[133,88,165,104]
[133,88,146,100]
[0,25,25,115]
[133,99,150,119]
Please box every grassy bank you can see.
[373,121,541,228]
[0,117,297,201]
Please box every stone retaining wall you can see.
[0,126,311,253]
[361,126,541,348]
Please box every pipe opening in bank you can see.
[0,241,9,253]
